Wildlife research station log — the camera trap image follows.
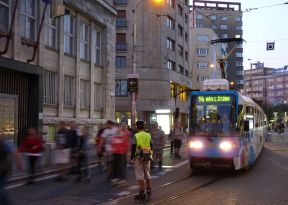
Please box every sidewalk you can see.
[8,140,174,184]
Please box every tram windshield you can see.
[190,95,236,136]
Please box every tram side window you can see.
[237,105,244,131]
[246,106,254,129]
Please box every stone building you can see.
[0,0,116,144]
[114,0,192,133]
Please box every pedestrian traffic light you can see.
[128,78,138,92]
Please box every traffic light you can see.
[128,78,138,92]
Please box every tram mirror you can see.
[244,120,249,132]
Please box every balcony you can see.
[116,18,128,28]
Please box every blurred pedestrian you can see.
[95,125,105,171]
[173,121,183,158]
[131,120,153,201]
[68,122,80,175]
[55,122,70,181]
[75,127,90,183]
[150,122,165,170]
[101,120,119,181]
[110,124,130,186]
[0,137,22,205]
[18,127,44,184]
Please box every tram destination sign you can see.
[197,95,231,104]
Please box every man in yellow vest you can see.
[131,120,153,201]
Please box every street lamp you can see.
[130,0,164,127]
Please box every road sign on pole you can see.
[266,42,275,50]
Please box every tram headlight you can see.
[219,141,233,151]
[189,141,203,149]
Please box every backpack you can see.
[0,139,13,176]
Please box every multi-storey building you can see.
[114,0,192,133]
[0,0,116,144]
[192,0,244,89]
[244,62,288,106]
[190,27,223,89]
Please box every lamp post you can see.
[129,0,163,127]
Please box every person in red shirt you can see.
[110,124,130,186]
[18,127,44,184]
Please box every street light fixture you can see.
[130,0,164,127]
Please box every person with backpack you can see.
[1,138,22,205]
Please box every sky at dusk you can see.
[190,0,288,70]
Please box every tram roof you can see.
[238,92,262,111]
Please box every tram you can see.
[188,79,267,173]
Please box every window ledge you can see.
[21,37,36,47]
[45,45,59,53]
[0,29,9,38]
[44,103,58,108]
[64,52,76,59]
[80,107,89,111]
[80,58,91,64]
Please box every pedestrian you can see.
[131,120,153,201]
[169,129,174,156]
[75,127,90,183]
[110,124,130,186]
[173,121,183,158]
[0,137,22,205]
[68,122,80,175]
[150,122,165,170]
[95,125,105,171]
[101,120,119,181]
[54,121,70,181]
[18,127,44,184]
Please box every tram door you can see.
[0,94,18,143]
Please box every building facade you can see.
[243,63,288,106]
[114,0,192,133]
[190,27,222,90]
[192,0,244,89]
[0,0,116,144]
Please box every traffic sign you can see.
[266,42,275,50]
[128,78,138,92]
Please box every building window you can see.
[64,75,74,107]
[178,25,183,37]
[185,32,188,42]
[221,34,228,38]
[166,16,174,29]
[235,16,241,21]
[236,70,243,75]
[185,14,188,24]
[116,33,127,51]
[221,16,228,21]
[236,52,243,57]
[196,23,203,28]
[212,25,218,29]
[167,60,176,71]
[94,83,102,110]
[45,3,57,48]
[94,29,101,65]
[115,80,128,96]
[185,69,189,77]
[196,14,203,19]
[114,0,128,5]
[197,35,209,42]
[178,65,184,74]
[64,14,74,55]
[236,25,242,30]
[80,80,90,108]
[235,34,241,38]
[178,4,182,16]
[166,0,175,8]
[210,15,217,20]
[170,82,176,98]
[21,0,36,40]
[178,44,183,57]
[185,51,188,61]
[236,43,243,48]
[196,48,208,56]
[0,0,10,31]
[44,70,58,105]
[116,56,126,68]
[116,10,127,28]
[80,21,89,60]
[197,62,209,69]
[167,38,175,51]
[220,25,228,29]
[197,75,209,82]
[236,61,242,66]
